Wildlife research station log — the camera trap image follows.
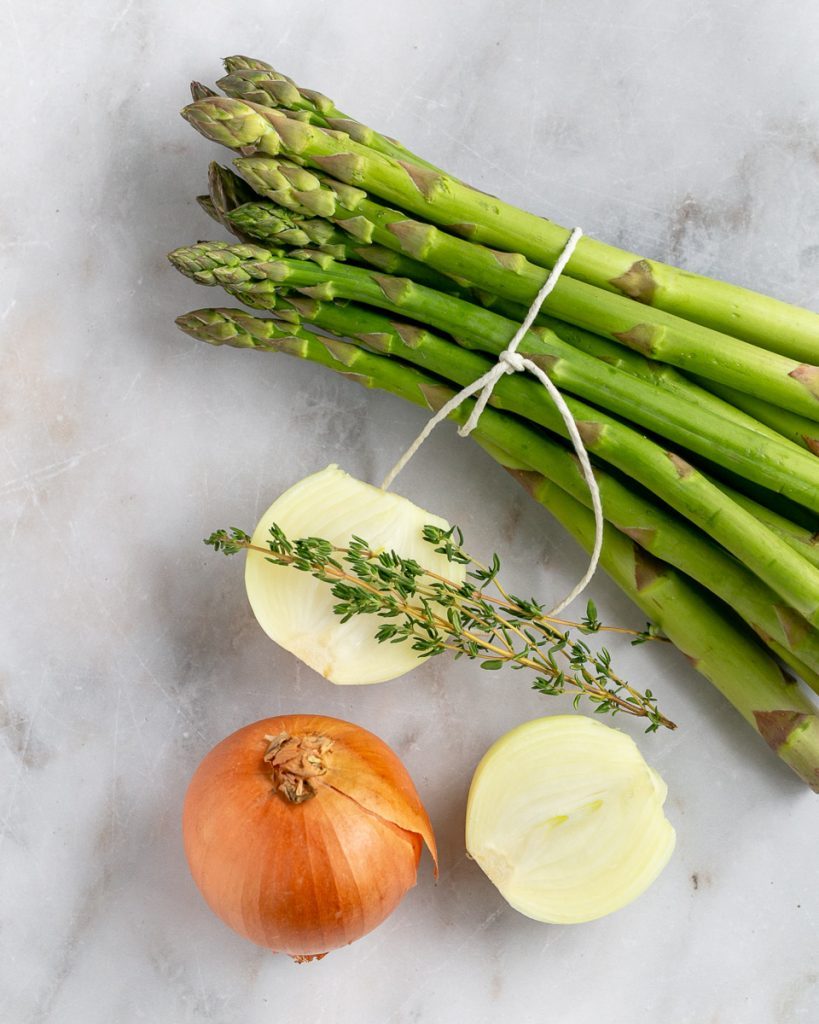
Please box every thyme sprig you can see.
[206,523,673,732]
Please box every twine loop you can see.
[380,227,603,615]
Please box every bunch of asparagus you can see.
[170,56,819,789]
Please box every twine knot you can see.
[498,349,527,373]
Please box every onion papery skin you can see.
[182,715,437,960]
[465,715,675,924]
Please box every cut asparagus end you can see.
[754,710,819,793]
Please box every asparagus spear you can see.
[179,300,819,684]
[201,161,332,240]
[227,169,818,477]
[196,194,221,224]
[218,57,445,174]
[222,164,797,451]
[182,268,818,573]
[227,148,819,420]
[222,169,808,478]
[197,162,350,254]
[692,377,819,456]
[211,158,477,301]
[489,304,795,447]
[174,307,819,790]
[226,202,474,295]
[207,161,258,214]
[219,192,819,464]
[229,201,340,247]
[168,242,819,512]
[181,95,819,367]
[221,56,272,72]
[764,639,819,695]
[714,485,819,571]
[195,161,260,239]
[229,151,819,459]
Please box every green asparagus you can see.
[220,159,801,452]
[182,94,819,366]
[218,57,445,175]
[693,377,819,456]
[178,301,819,685]
[174,306,819,790]
[168,242,819,512]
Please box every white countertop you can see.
[2,2,818,1021]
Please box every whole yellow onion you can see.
[183,714,437,961]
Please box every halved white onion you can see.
[465,715,675,923]
[245,464,465,684]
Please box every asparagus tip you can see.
[182,97,271,150]
[190,81,218,103]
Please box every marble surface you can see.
[2,2,818,1021]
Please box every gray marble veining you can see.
[2,2,818,1021]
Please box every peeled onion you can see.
[244,464,465,684]
[182,714,437,960]
[465,715,675,924]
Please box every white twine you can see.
[380,226,603,615]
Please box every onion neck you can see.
[263,732,333,803]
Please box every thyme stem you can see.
[206,524,674,731]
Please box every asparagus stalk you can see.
[181,95,819,367]
[221,170,803,462]
[229,155,813,450]
[231,149,819,420]
[227,201,473,295]
[222,153,478,289]
[213,185,819,479]
[229,202,344,247]
[206,161,258,214]
[221,56,272,72]
[179,300,819,684]
[168,241,819,512]
[692,377,819,456]
[495,305,795,448]
[710,482,819,572]
[199,162,336,245]
[174,307,819,790]
[207,160,476,300]
[226,167,819,478]
[197,164,360,258]
[229,178,796,452]
[217,57,445,175]
[182,268,814,573]
[764,639,819,695]
[281,297,819,655]
[196,194,221,225]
